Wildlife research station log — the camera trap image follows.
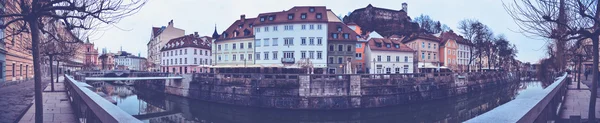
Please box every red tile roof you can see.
[152,27,161,37]
[368,38,414,52]
[254,6,329,26]
[216,18,256,42]
[439,31,472,46]
[401,33,440,43]
[161,34,212,51]
[328,22,359,41]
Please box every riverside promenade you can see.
[560,75,600,122]
[17,76,77,123]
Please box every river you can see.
[87,79,545,123]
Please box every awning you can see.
[418,63,439,68]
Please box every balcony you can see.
[281,57,295,64]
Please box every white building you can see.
[161,34,212,74]
[252,6,330,73]
[147,20,185,72]
[114,51,147,71]
[365,38,415,74]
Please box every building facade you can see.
[82,38,99,70]
[161,34,212,74]
[438,31,459,71]
[252,6,331,73]
[99,50,115,70]
[365,38,415,74]
[147,20,185,72]
[403,33,441,72]
[326,22,359,74]
[114,51,147,71]
[212,15,256,71]
[4,0,33,82]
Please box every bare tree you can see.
[504,0,599,120]
[0,0,146,122]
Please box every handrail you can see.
[465,73,567,123]
[64,75,142,123]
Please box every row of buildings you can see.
[144,4,485,74]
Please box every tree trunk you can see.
[49,55,54,91]
[28,18,43,123]
[56,60,59,83]
[590,36,598,122]
[478,51,482,72]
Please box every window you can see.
[376,65,383,74]
[347,45,352,51]
[328,57,334,63]
[301,13,307,19]
[422,42,425,48]
[377,55,381,61]
[317,51,322,59]
[248,54,253,60]
[396,56,400,62]
[428,43,431,48]
[194,49,197,55]
[272,38,278,46]
[338,45,343,51]
[240,43,244,49]
[332,33,338,39]
[273,26,278,31]
[356,43,362,48]
[309,38,315,45]
[387,56,391,62]
[386,68,391,74]
[233,55,236,61]
[240,54,244,60]
[264,39,270,46]
[255,28,260,32]
[338,57,343,64]
[255,40,261,47]
[337,27,342,31]
[356,53,362,59]
[273,51,278,60]
[283,51,294,58]
[309,51,315,59]
[233,44,236,49]
[301,38,307,45]
[433,44,436,49]
[180,58,183,64]
[309,25,314,30]
[218,45,221,51]
[248,42,253,48]
[316,13,322,19]
[194,58,198,64]
[309,7,315,12]
[317,24,322,30]
[428,53,431,59]
[264,52,269,60]
[288,14,294,20]
[301,25,306,30]
[264,26,269,32]
[175,50,178,55]
[268,16,274,21]
[395,68,400,74]
[206,51,209,56]
[224,44,228,50]
[395,44,400,48]
[301,51,306,59]
[284,38,294,45]
[317,38,323,45]
[433,53,437,59]
[260,17,265,22]
[11,63,14,77]
[404,56,408,62]
[255,53,260,60]
[422,52,425,59]
[404,65,409,73]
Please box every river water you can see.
[87,80,546,123]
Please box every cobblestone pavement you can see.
[0,77,52,123]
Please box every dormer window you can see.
[316,13,322,19]
[301,13,307,19]
[238,24,243,28]
[249,24,253,28]
[268,16,275,21]
[395,44,400,48]
[386,43,391,48]
[288,14,294,20]
[343,33,349,39]
[376,43,382,47]
[223,33,228,38]
[337,26,342,31]
[309,7,315,12]
[260,17,265,22]
[332,33,338,39]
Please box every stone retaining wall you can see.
[135,72,520,109]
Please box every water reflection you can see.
[88,80,544,123]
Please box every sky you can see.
[90,0,547,63]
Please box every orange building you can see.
[3,0,34,82]
[438,31,460,71]
[82,38,99,70]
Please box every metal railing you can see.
[64,75,142,123]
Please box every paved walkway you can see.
[0,77,51,123]
[17,76,77,123]
[561,75,600,121]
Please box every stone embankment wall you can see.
[135,72,519,109]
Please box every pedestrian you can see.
[585,69,589,80]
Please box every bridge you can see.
[84,76,184,81]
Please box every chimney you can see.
[402,3,408,13]
[240,14,246,22]
[168,20,174,27]
[194,32,199,37]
